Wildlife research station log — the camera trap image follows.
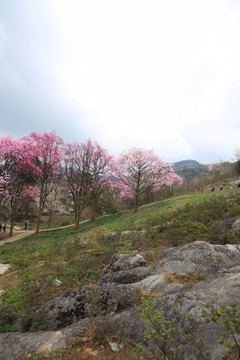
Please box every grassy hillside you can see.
[0,186,240,328]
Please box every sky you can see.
[0,0,240,164]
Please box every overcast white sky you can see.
[0,0,240,164]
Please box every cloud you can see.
[1,0,240,163]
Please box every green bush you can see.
[0,305,17,333]
[202,302,240,358]
[60,219,70,226]
[137,297,211,360]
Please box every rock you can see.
[79,241,88,247]
[104,232,117,239]
[100,266,150,285]
[232,217,240,233]
[1,241,240,360]
[0,263,10,275]
[103,253,146,272]
[0,318,90,360]
[122,230,146,235]
[104,230,146,239]
[121,230,133,235]
[229,180,240,185]
[42,283,138,330]
[151,241,240,276]
[32,281,41,288]
[52,279,62,286]
[109,342,120,352]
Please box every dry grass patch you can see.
[163,271,207,286]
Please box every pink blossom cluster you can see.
[0,136,40,201]
[114,148,182,199]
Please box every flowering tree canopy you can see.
[64,140,92,229]
[24,131,64,234]
[0,131,184,231]
[114,148,182,212]
[64,139,114,227]
[87,140,114,221]
[0,136,40,235]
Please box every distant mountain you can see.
[174,160,200,168]
[173,160,210,179]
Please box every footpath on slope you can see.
[0,222,88,274]
[0,221,88,247]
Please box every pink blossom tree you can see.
[24,131,64,234]
[87,141,114,221]
[0,136,40,235]
[64,140,93,229]
[114,148,182,213]
[64,139,114,228]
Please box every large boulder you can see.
[0,318,90,360]
[42,283,138,330]
[232,217,240,233]
[1,241,240,360]
[103,252,146,272]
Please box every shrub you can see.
[202,302,240,358]
[60,219,70,226]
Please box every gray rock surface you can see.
[232,217,240,233]
[1,241,240,360]
[151,241,240,276]
[0,318,90,360]
[42,283,138,330]
[0,263,10,275]
[52,279,62,286]
[103,252,146,272]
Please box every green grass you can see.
[0,187,239,327]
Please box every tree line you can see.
[0,131,182,236]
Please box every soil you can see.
[18,326,153,360]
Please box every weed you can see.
[137,297,212,360]
[194,265,204,280]
[138,298,184,359]
[4,286,26,313]
[0,304,17,332]
[202,302,240,359]
[54,348,66,354]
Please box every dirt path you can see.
[0,221,88,247]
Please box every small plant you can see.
[54,348,66,354]
[202,302,240,359]
[132,344,144,359]
[138,297,184,359]
[0,304,16,333]
[194,265,204,280]
[28,353,44,360]
[138,297,212,360]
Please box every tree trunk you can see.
[35,207,42,234]
[134,194,139,213]
[35,180,45,234]
[9,218,14,237]
[74,202,82,230]
[74,214,80,230]
[48,212,52,228]
[90,202,96,222]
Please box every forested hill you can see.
[173,159,210,179]
[174,159,200,168]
